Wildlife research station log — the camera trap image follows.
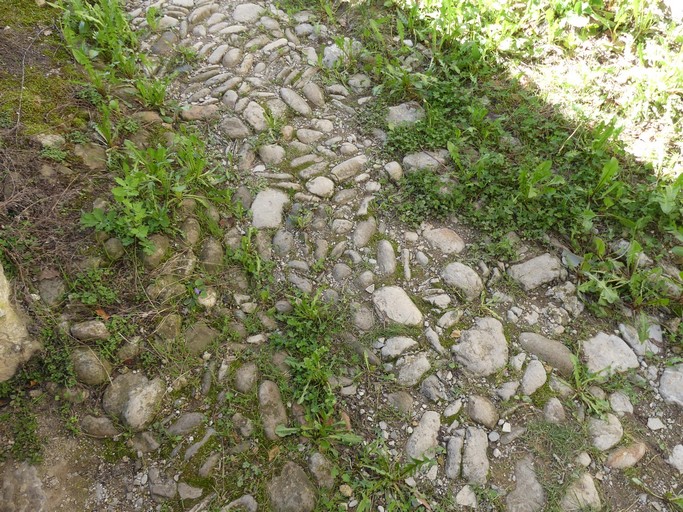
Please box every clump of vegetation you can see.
[272,292,346,420]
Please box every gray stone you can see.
[462,427,489,484]
[223,48,243,68]
[506,457,545,512]
[386,101,425,129]
[330,155,367,182]
[441,262,483,301]
[405,411,440,460]
[660,364,683,407]
[273,230,294,256]
[222,495,258,511]
[302,82,325,107]
[156,314,182,342]
[37,277,65,306]
[259,381,287,440]
[200,237,223,273]
[452,317,508,377]
[122,377,165,431]
[445,431,464,479]
[618,322,661,356]
[233,412,255,438]
[351,305,374,331]
[103,372,147,418]
[244,101,268,132]
[373,286,423,326]
[384,161,403,181]
[142,234,169,269]
[267,462,316,512]
[402,150,449,172]
[178,482,203,500]
[233,3,263,23]
[387,391,413,414]
[518,332,574,377]
[397,353,431,386]
[381,336,417,360]
[521,360,547,395]
[74,143,106,170]
[588,413,623,451]
[609,391,633,415]
[496,381,519,401]
[305,176,334,197]
[280,88,312,117]
[71,347,112,385]
[605,442,646,469]
[455,485,478,508]
[560,473,601,511]
[668,444,683,474]
[185,321,219,355]
[376,240,396,275]
[259,144,286,165]
[421,374,447,402]
[168,412,205,436]
[308,452,335,489]
[508,253,564,290]
[235,362,258,393]
[70,320,109,341]
[81,415,119,438]
[296,129,323,143]
[582,332,638,376]
[0,462,47,511]
[423,227,465,255]
[129,431,160,453]
[252,188,290,228]
[467,395,498,429]
[544,397,566,423]
[180,218,201,246]
[181,104,219,121]
[103,237,125,260]
[221,117,251,138]
[353,217,377,248]
[148,468,177,500]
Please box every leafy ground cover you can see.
[331,0,683,325]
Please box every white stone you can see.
[405,411,440,460]
[233,3,264,23]
[424,227,465,255]
[659,364,683,407]
[251,189,290,228]
[582,332,638,376]
[508,253,565,290]
[452,317,508,377]
[441,262,483,301]
[372,286,423,326]
[521,360,547,395]
[305,177,334,198]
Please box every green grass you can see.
[337,0,683,318]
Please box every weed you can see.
[565,355,611,417]
[39,146,68,162]
[345,437,439,512]
[227,228,272,285]
[135,75,171,109]
[272,291,346,418]
[98,315,135,360]
[0,394,43,464]
[68,267,119,306]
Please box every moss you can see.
[100,438,135,462]
[0,65,84,135]
[0,0,57,27]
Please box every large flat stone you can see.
[251,188,290,228]
[372,286,423,326]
